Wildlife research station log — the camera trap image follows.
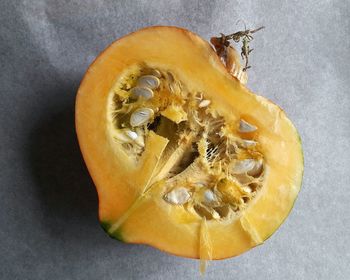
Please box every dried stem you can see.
[211,26,264,71]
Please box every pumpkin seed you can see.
[212,210,221,219]
[167,72,175,83]
[242,140,257,148]
[137,75,160,89]
[242,186,252,193]
[203,189,217,204]
[134,128,145,147]
[113,130,131,142]
[134,136,144,147]
[169,82,181,95]
[150,69,162,78]
[247,159,263,177]
[113,128,137,142]
[125,130,138,140]
[130,87,154,100]
[232,159,263,177]
[239,119,257,132]
[164,187,191,205]
[199,99,211,108]
[130,108,154,127]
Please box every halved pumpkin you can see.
[76,26,303,261]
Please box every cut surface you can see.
[76,26,303,259]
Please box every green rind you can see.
[110,229,125,242]
[100,221,125,242]
[100,221,111,232]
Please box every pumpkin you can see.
[75,26,303,262]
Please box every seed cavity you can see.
[164,187,191,205]
[109,67,266,220]
[137,75,160,89]
[239,119,257,133]
[130,108,154,127]
[130,87,154,100]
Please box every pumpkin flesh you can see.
[76,26,303,259]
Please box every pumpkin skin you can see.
[75,26,303,260]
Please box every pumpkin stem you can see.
[210,26,264,72]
